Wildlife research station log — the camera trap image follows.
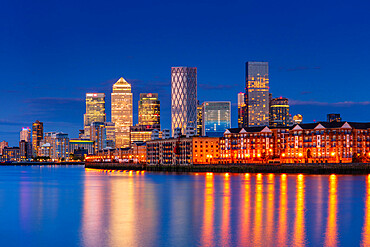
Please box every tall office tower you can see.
[84,93,106,139]
[104,122,116,149]
[327,113,342,123]
[111,77,133,148]
[171,67,197,136]
[20,127,31,142]
[245,62,269,126]
[138,93,160,127]
[90,122,106,153]
[32,120,43,157]
[237,92,247,128]
[269,97,290,127]
[50,133,69,160]
[197,101,203,136]
[202,101,231,137]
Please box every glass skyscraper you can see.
[245,62,269,126]
[171,67,197,136]
[269,97,290,127]
[111,77,133,148]
[202,101,231,137]
[84,93,106,139]
[138,93,160,127]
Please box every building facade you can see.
[20,127,31,142]
[171,67,197,137]
[104,122,116,149]
[90,122,106,153]
[84,93,106,139]
[111,77,133,148]
[2,147,20,162]
[146,137,220,165]
[19,140,32,160]
[202,101,231,137]
[237,92,247,128]
[219,122,370,164]
[138,93,160,127]
[327,114,342,123]
[0,141,8,155]
[32,120,43,157]
[69,139,95,155]
[269,97,290,127]
[130,124,160,144]
[197,102,203,136]
[245,62,269,127]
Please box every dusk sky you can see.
[1,0,370,145]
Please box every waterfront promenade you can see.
[85,162,370,175]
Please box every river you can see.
[0,165,368,246]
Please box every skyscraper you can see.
[269,97,290,127]
[237,92,247,128]
[20,127,31,142]
[138,93,160,127]
[32,120,43,157]
[245,62,269,127]
[90,122,106,153]
[84,93,106,139]
[202,101,231,137]
[197,101,203,136]
[171,67,197,136]
[111,77,133,148]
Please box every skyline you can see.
[2,0,370,145]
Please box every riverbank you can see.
[0,162,84,166]
[85,162,370,175]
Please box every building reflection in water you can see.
[361,175,370,245]
[266,174,275,242]
[253,173,263,246]
[239,173,251,245]
[221,173,231,246]
[324,174,338,246]
[277,174,288,246]
[201,173,214,246]
[292,174,306,246]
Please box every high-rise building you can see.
[32,120,43,157]
[19,140,32,160]
[171,67,197,136]
[0,141,8,155]
[138,93,160,127]
[20,127,31,142]
[104,122,116,149]
[238,92,247,128]
[202,101,231,137]
[269,97,290,127]
[84,93,106,139]
[327,114,342,123]
[197,101,203,136]
[90,122,106,153]
[111,77,133,148]
[245,62,269,127]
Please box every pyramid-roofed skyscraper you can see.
[111,77,133,148]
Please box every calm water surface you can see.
[0,165,369,246]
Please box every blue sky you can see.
[1,0,370,145]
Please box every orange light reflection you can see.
[324,174,338,246]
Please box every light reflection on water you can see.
[1,166,370,246]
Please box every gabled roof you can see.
[347,122,370,129]
[225,128,242,134]
[314,123,325,130]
